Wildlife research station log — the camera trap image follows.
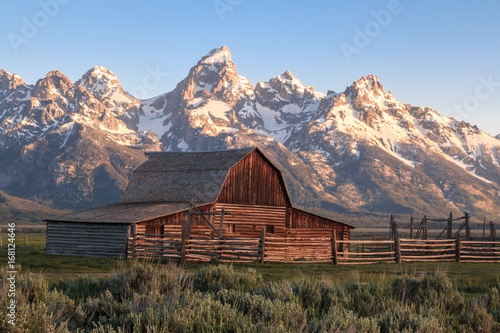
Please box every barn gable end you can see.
[216,149,291,206]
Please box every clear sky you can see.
[1,0,499,135]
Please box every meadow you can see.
[1,233,500,332]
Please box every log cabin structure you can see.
[45,147,354,258]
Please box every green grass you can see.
[0,234,124,277]
[2,261,500,332]
[1,234,499,298]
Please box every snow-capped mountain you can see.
[0,68,160,209]
[1,46,499,222]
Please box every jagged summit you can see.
[200,46,232,65]
[77,66,122,97]
[348,74,386,93]
[0,69,27,94]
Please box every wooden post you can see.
[423,216,428,240]
[125,225,130,258]
[25,230,27,246]
[218,207,225,259]
[410,215,413,239]
[331,229,338,265]
[260,228,266,264]
[390,215,395,239]
[131,224,137,258]
[395,231,401,264]
[447,212,453,239]
[483,218,486,239]
[0,227,2,247]
[455,232,461,263]
[186,205,192,238]
[465,212,471,241]
[490,222,496,241]
[218,207,225,239]
[390,215,395,252]
[180,225,187,266]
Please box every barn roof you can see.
[120,147,268,203]
[45,202,195,224]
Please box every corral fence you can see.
[127,229,500,265]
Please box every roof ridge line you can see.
[145,147,257,155]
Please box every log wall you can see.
[46,222,129,257]
[214,203,287,238]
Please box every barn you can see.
[45,147,354,259]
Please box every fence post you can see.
[131,224,137,259]
[490,222,496,241]
[455,232,461,263]
[180,225,187,266]
[331,229,338,265]
[423,215,428,240]
[125,225,130,258]
[25,230,27,246]
[186,205,192,238]
[465,212,471,241]
[390,215,395,252]
[218,207,225,259]
[0,228,2,247]
[447,212,453,239]
[483,218,486,239]
[260,228,266,264]
[395,231,401,264]
[410,215,413,239]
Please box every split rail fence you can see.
[126,230,500,265]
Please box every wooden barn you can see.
[45,147,354,259]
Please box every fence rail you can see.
[126,231,500,265]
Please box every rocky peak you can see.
[270,70,308,94]
[170,46,254,109]
[345,74,389,98]
[76,66,137,113]
[0,69,25,88]
[255,70,322,109]
[0,70,29,99]
[199,46,232,65]
[496,134,500,140]
[76,66,122,98]
[33,70,75,101]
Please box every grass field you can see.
[1,233,499,299]
[1,232,500,331]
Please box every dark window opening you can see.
[146,225,161,235]
[227,224,236,233]
[266,225,275,234]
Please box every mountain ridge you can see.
[0,46,499,225]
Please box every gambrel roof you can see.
[120,147,290,204]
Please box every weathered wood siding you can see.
[46,222,129,257]
[216,150,290,206]
[288,208,351,241]
[214,203,287,238]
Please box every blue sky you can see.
[1,0,499,135]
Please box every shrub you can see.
[378,305,445,332]
[391,272,464,313]
[193,264,263,292]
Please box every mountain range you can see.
[1,46,499,226]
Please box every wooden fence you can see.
[128,232,261,263]
[127,230,500,265]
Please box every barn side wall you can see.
[46,222,129,257]
[214,203,287,237]
[216,150,289,206]
[288,208,352,241]
[135,204,214,236]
